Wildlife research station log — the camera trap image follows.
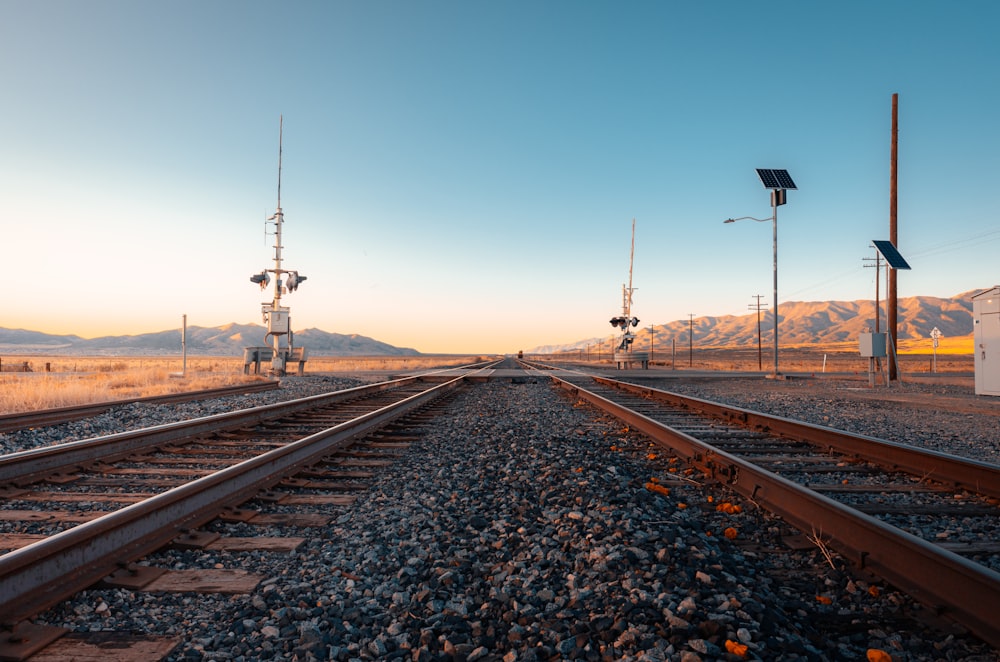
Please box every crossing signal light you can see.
[250,272,270,290]
[286,271,307,291]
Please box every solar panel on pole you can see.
[872,240,911,270]
[773,170,797,190]
[756,168,797,190]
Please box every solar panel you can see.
[756,168,797,190]
[773,169,797,189]
[756,169,779,189]
[872,240,911,270]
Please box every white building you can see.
[972,287,1000,396]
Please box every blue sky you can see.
[3,1,998,354]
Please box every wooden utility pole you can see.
[688,314,694,367]
[888,93,899,380]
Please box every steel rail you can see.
[0,375,465,624]
[0,381,280,434]
[592,376,1000,500]
[553,375,1000,649]
[0,377,424,486]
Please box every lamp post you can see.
[725,211,778,376]
[725,168,796,379]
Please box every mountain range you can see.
[0,323,420,356]
[0,291,984,356]
[528,291,981,354]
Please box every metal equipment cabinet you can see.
[972,287,1000,396]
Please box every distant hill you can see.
[0,323,420,356]
[530,291,982,354]
[1,291,985,357]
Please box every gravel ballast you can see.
[16,375,1000,661]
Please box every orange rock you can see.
[725,640,749,657]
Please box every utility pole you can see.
[862,250,885,333]
[863,250,885,383]
[688,314,694,367]
[888,93,899,381]
[749,295,767,371]
[181,314,187,378]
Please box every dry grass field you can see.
[0,355,489,414]
[535,335,976,376]
[0,343,972,415]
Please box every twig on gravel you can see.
[808,527,838,569]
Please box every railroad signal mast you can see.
[608,219,648,369]
[248,116,308,376]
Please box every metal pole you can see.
[772,199,779,377]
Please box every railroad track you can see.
[2,359,997,658]
[0,381,281,434]
[552,372,1000,649]
[0,371,484,660]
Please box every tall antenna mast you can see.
[625,217,636,320]
[246,115,308,376]
[270,116,285,311]
[277,115,283,210]
[608,218,646,368]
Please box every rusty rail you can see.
[0,376,465,624]
[0,377,421,486]
[553,375,1000,649]
[593,376,1000,500]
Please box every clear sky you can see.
[3,1,998,354]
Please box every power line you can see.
[785,227,1000,300]
[906,228,1000,259]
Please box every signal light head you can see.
[249,271,271,290]
[286,271,307,291]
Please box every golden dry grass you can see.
[0,354,490,415]
[535,341,974,375]
[0,346,968,415]
[0,368,259,415]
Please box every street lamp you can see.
[724,168,796,378]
